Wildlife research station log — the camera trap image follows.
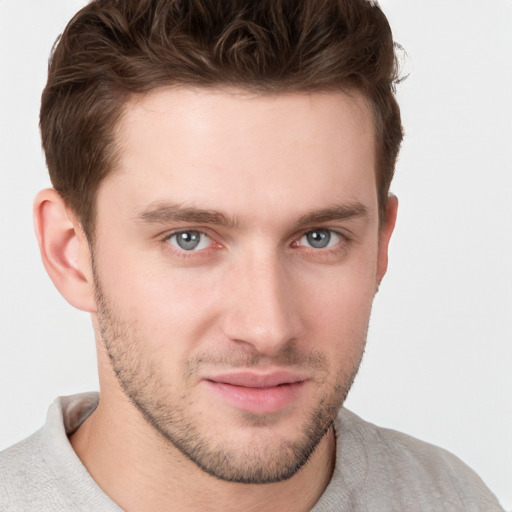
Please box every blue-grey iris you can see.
[176,231,201,250]
[306,229,330,249]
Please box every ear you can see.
[376,194,398,288]
[33,188,96,313]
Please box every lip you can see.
[202,371,307,415]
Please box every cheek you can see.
[303,250,377,311]
[299,257,377,346]
[309,286,373,345]
[99,259,224,349]
[94,233,379,363]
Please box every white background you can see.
[0,0,510,508]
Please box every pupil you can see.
[307,230,330,249]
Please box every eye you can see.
[299,229,342,249]
[167,230,211,251]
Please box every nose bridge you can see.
[222,246,302,354]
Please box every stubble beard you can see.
[94,274,367,484]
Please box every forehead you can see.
[118,87,374,156]
[102,87,377,225]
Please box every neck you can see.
[70,390,336,512]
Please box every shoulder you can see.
[315,408,504,511]
[0,393,119,512]
[0,429,60,510]
[336,407,477,480]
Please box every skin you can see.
[34,88,397,512]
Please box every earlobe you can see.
[33,189,96,313]
[376,194,398,288]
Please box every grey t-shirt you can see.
[0,393,504,511]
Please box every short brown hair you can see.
[40,0,403,235]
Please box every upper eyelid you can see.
[162,229,213,247]
[293,226,350,242]
[296,228,344,243]
[165,229,208,238]
[163,230,216,256]
[161,226,348,237]
[160,226,351,246]
[162,227,212,240]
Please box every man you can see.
[0,0,504,510]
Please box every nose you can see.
[221,250,304,356]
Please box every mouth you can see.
[202,371,307,415]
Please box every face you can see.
[91,88,390,483]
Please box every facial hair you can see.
[94,271,367,484]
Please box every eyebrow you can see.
[135,201,368,229]
[135,203,239,228]
[296,202,369,226]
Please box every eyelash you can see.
[292,229,352,261]
[161,228,350,258]
[162,230,219,258]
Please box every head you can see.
[35,0,402,486]
[40,0,402,238]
